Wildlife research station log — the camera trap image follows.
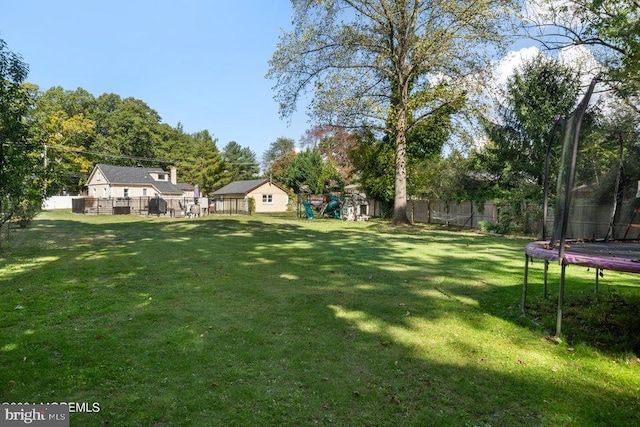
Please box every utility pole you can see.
[43,143,48,196]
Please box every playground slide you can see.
[325,196,341,219]
[302,201,314,219]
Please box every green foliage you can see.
[578,1,640,93]
[262,137,295,173]
[478,220,499,233]
[475,54,581,202]
[247,196,256,215]
[348,130,395,206]
[92,94,163,164]
[174,130,227,196]
[31,87,97,193]
[408,152,469,201]
[282,147,343,194]
[530,1,640,98]
[28,85,231,195]
[0,38,43,239]
[222,141,260,182]
[14,192,41,228]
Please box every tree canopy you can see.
[526,0,640,101]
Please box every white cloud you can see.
[492,46,542,90]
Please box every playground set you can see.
[298,183,370,221]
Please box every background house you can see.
[86,164,186,199]
[212,179,289,213]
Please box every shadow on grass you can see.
[1,212,639,425]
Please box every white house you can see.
[85,164,186,199]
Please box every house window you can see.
[158,174,166,181]
[262,194,273,204]
[124,188,129,198]
[143,188,147,197]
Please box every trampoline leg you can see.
[594,268,599,293]
[543,260,549,299]
[521,255,529,316]
[556,263,566,337]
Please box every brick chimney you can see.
[170,167,177,185]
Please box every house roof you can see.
[92,164,183,195]
[212,179,286,195]
[177,182,194,191]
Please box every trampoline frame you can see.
[521,240,640,335]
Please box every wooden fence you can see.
[408,198,640,240]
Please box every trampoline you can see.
[522,241,640,336]
[520,78,640,335]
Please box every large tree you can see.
[262,137,295,172]
[31,86,97,194]
[268,0,515,224]
[0,39,41,237]
[92,94,163,164]
[262,137,296,182]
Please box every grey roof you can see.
[212,179,272,195]
[95,164,183,195]
[177,182,194,191]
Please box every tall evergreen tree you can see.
[222,141,260,181]
[477,54,581,200]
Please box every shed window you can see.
[262,194,273,204]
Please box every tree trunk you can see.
[392,106,411,225]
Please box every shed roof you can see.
[212,179,286,195]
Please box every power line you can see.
[46,143,175,164]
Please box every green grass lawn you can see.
[1,211,639,426]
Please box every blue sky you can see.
[0,0,309,160]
